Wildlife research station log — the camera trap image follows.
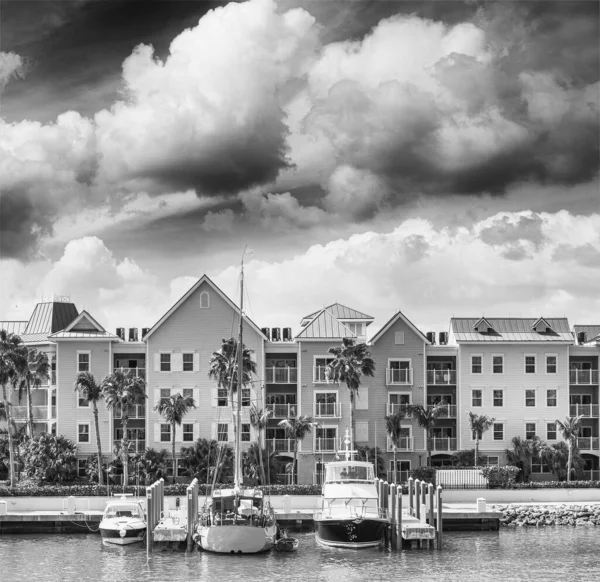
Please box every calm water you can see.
[1,528,599,581]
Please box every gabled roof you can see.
[574,325,600,342]
[452,318,573,342]
[144,274,267,341]
[64,310,105,333]
[296,309,356,340]
[531,317,553,332]
[300,303,373,326]
[23,301,79,336]
[0,321,28,335]
[370,310,430,345]
[473,317,494,332]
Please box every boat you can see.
[195,251,278,553]
[274,530,299,552]
[313,429,388,549]
[99,495,146,545]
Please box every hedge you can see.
[501,480,600,490]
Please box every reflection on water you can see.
[1,528,599,581]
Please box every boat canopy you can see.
[324,461,374,483]
[322,482,378,500]
[103,503,144,519]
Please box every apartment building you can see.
[1,277,598,483]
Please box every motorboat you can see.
[314,430,388,549]
[99,495,146,545]
[274,530,299,552]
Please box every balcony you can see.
[569,404,600,418]
[265,367,297,384]
[313,366,336,384]
[266,403,297,419]
[570,369,599,385]
[313,402,342,418]
[113,439,146,454]
[11,406,51,421]
[266,438,294,453]
[429,437,458,451]
[386,403,411,416]
[576,437,600,451]
[386,436,414,452]
[427,404,457,418]
[113,367,146,380]
[314,437,338,453]
[386,368,412,386]
[427,370,457,385]
[113,404,145,420]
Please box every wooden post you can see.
[396,489,403,550]
[187,479,197,552]
[408,477,414,516]
[382,481,389,547]
[146,486,153,554]
[436,485,443,550]
[414,480,420,520]
[428,483,434,549]
[390,483,397,549]
[421,480,427,509]
[159,478,165,515]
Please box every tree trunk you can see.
[393,447,397,484]
[122,416,129,488]
[172,422,176,485]
[292,442,298,485]
[27,380,34,438]
[427,428,432,467]
[2,384,16,488]
[567,441,573,483]
[258,430,266,485]
[92,401,104,485]
[350,390,356,443]
[474,437,479,467]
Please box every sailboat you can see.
[195,253,278,553]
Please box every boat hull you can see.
[99,524,146,546]
[314,518,386,549]
[197,524,277,554]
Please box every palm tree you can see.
[19,349,50,438]
[406,403,448,467]
[101,369,147,487]
[467,412,495,467]
[504,436,544,483]
[327,338,375,438]
[0,330,28,487]
[556,416,583,483]
[278,415,316,485]
[384,410,406,483]
[249,404,273,485]
[74,372,105,485]
[155,392,196,484]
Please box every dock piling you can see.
[390,483,397,548]
[408,477,414,516]
[396,488,402,550]
[186,478,199,551]
[414,480,420,520]
[436,485,443,550]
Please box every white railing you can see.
[265,403,297,418]
[313,366,336,383]
[11,406,50,421]
[113,403,145,419]
[437,469,488,490]
[386,470,411,483]
[386,368,412,385]
[570,369,599,385]
[427,370,457,385]
[314,507,389,521]
[313,402,341,418]
[113,367,146,380]
[386,403,411,416]
[386,436,414,452]
[427,404,457,418]
[577,437,600,451]
[569,404,599,418]
[113,439,146,454]
[266,438,294,453]
[265,367,297,384]
[429,437,458,451]
[314,437,338,452]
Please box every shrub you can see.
[410,467,436,485]
[22,434,78,484]
[504,480,600,490]
[480,465,520,488]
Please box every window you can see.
[183,423,194,442]
[315,427,338,451]
[160,388,170,406]
[394,332,405,345]
[160,353,171,372]
[77,391,89,408]
[78,459,87,478]
[160,424,171,442]
[344,322,365,337]
[493,423,504,441]
[315,392,338,417]
[183,388,193,399]
[388,359,411,384]
[242,388,251,407]
[472,390,482,407]
[525,422,536,439]
[531,458,551,474]
[525,355,536,374]
[217,388,228,407]
[183,353,194,372]
[471,355,482,374]
[314,357,334,383]
[483,456,499,466]
[493,390,503,407]
[217,423,228,442]
[200,291,210,308]
[492,355,504,374]
[241,423,250,442]
[77,351,90,372]
[547,389,557,407]
[546,355,557,374]
[78,424,90,443]
[547,422,557,440]
[525,390,536,407]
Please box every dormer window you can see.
[473,318,494,334]
[532,317,553,334]
[199,291,210,309]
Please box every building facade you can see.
[1,276,599,483]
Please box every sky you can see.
[0,0,599,337]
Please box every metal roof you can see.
[574,325,600,341]
[23,301,79,336]
[296,309,356,339]
[0,321,28,335]
[48,330,120,340]
[300,303,373,325]
[451,318,573,342]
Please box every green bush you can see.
[480,465,520,488]
[410,467,436,485]
[504,480,600,490]
[22,434,78,484]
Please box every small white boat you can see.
[99,496,146,545]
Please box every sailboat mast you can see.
[234,258,244,488]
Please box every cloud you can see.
[0,52,28,91]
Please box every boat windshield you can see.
[104,504,143,519]
[326,464,373,482]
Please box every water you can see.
[1,528,599,581]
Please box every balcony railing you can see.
[114,404,145,419]
[265,367,297,384]
[386,436,414,452]
[386,368,412,385]
[427,404,457,418]
[313,402,341,418]
[313,366,336,384]
[427,370,457,385]
[576,437,600,451]
[11,406,50,421]
[569,404,599,418]
[429,437,458,451]
[265,403,297,419]
[570,369,599,385]
[113,439,146,454]
[266,438,294,453]
[386,470,411,483]
[386,403,411,416]
[314,437,338,453]
[583,470,600,481]
[113,367,146,380]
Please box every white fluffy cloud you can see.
[0,51,26,90]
